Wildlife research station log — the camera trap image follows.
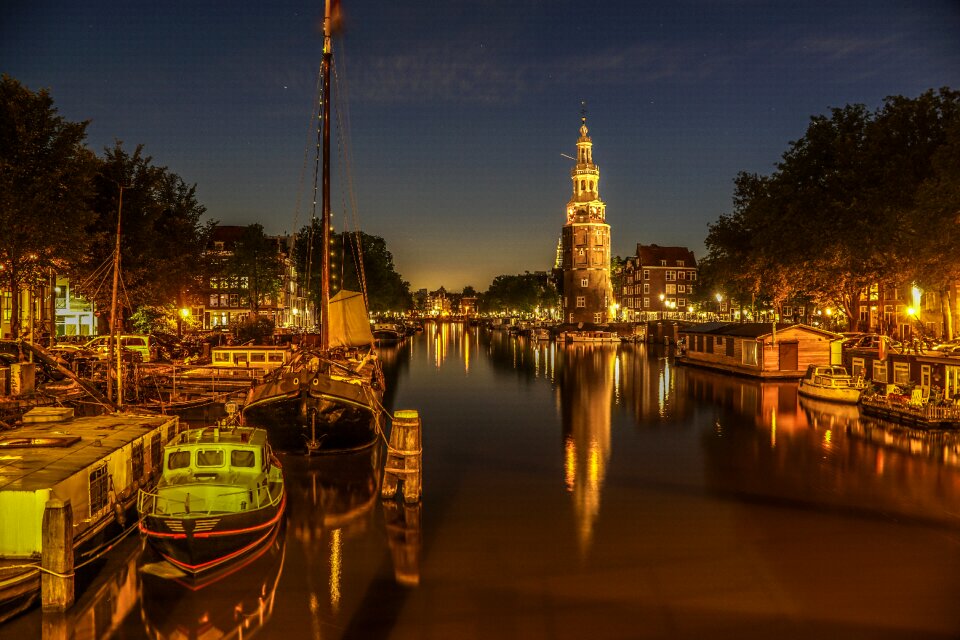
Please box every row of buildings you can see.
[0,226,313,340]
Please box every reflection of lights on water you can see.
[715,420,723,437]
[534,345,540,377]
[770,408,777,449]
[823,430,832,449]
[564,436,576,492]
[588,439,600,487]
[614,355,621,405]
[464,330,470,374]
[876,449,885,475]
[330,528,342,613]
[658,359,672,416]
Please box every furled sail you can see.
[327,289,374,348]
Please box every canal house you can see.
[679,323,839,379]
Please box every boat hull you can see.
[140,493,286,576]
[243,365,381,451]
[798,380,863,404]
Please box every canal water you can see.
[6,322,960,639]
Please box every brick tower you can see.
[561,116,613,325]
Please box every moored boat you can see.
[0,409,178,622]
[372,323,404,345]
[797,364,866,403]
[137,424,285,577]
[241,2,383,452]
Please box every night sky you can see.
[4,1,959,291]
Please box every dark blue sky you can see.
[5,1,959,290]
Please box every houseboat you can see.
[137,424,286,577]
[0,408,179,621]
[372,323,404,345]
[561,330,620,344]
[679,323,839,379]
[798,364,866,403]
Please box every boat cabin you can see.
[679,323,839,379]
[210,346,291,370]
[150,427,274,515]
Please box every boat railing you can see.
[860,393,960,421]
[138,483,283,516]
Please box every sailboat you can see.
[242,0,384,452]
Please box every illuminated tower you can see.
[561,115,613,325]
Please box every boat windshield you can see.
[197,449,224,467]
[231,450,256,467]
[168,451,191,469]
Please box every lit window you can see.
[581,278,588,287]
[576,296,585,308]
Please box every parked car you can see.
[83,334,154,363]
[846,334,901,352]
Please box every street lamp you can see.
[178,307,189,338]
[659,293,665,320]
[715,293,723,320]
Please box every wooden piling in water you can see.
[382,500,421,586]
[381,409,422,503]
[41,498,73,611]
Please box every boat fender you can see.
[108,488,126,527]
[293,377,300,386]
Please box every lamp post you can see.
[178,307,189,338]
[659,293,665,321]
[715,293,723,320]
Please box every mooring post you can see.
[381,409,422,503]
[41,498,74,611]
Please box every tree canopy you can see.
[704,88,960,333]
[72,142,211,330]
[0,75,97,337]
[480,273,558,315]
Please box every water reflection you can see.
[283,445,382,627]
[557,344,614,558]
[38,536,141,640]
[139,523,285,640]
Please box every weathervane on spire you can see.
[580,100,588,124]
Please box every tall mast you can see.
[107,186,123,405]
[320,0,333,350]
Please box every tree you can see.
[230,224,284,314]
[481,273,558,315]
[0,75,97,338]
[910,117,960,339]
[704,89,960,331]
[73,142,211,331]
[336,231,412,313]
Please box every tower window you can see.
[581,278,588,287]
[576,296,585,308]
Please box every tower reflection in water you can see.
[557,343,614,558]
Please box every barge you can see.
[0,408,179,620]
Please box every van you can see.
[83,335,154,363]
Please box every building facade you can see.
[620,244,698,322]
[193,225,313,331]
[560,117,613,325]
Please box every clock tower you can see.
[561,116,613,325]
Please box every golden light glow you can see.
[179,307,190,318]
[564,436,576,492]
[329,528,342,613]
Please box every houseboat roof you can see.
[0,412,176,492]
[681,322,839,340]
